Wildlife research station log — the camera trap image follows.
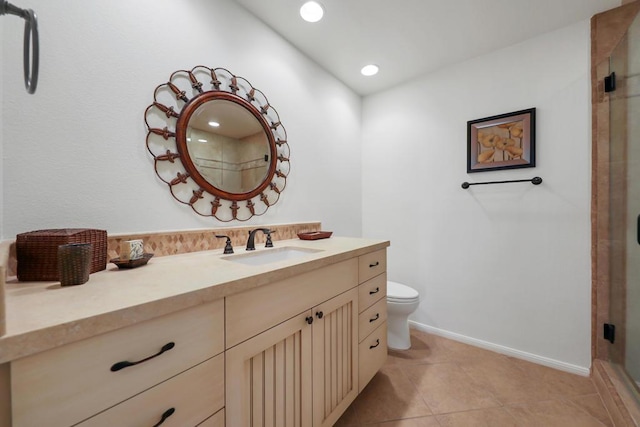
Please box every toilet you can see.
[386,281,420,350]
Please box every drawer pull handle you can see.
[316,311,324,319]
[152,408,175,427]
[369,261,380,268]
[110,342,175,372]
[369,287,380,295]
[369,313,380,322]
[369,339,380,349]
[306,316,314,325]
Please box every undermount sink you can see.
[222,247,323,266]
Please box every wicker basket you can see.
[16,229,107,281]
[58,243,92,286]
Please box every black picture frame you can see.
[467,108,536,173]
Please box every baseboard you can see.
[592,359,639,426]
[409,321,590,377]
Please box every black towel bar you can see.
[461,177,542,189]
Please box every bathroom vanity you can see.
[0,236,388,427]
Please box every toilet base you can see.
[387,313,412,350]
[386,281,420,351]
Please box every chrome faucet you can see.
[246,228,273,251]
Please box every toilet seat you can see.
[387,296,419,304]
[387,281,419,303]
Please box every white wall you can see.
[362,21,592,371]
[1,0,362,239]
[1,1,599,372]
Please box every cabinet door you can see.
[359,322,388,393]
[226,311,313,427]
[312,288,359,427]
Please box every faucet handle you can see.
[264,230,276,248]
[215,235,234,254]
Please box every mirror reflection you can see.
[186,100,270,194]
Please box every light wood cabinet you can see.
[10,300,224,427]
[77,354,224,427]
[225,259,358,349]
[358,296,387,341]
[357,250,388,393]
[226,250,387,426]
[3,243,389,427]
[358,249,387,283]
[226,310,313,426]
[312,288,359,427]
[358,322,388,392]
[358,273,387,312]
[226,278,360,426]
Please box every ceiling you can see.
[189,100,264,139]
[233,0,620,95]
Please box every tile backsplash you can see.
[4,222,321,277]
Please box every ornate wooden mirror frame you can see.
[145,66,290,221]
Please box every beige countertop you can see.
[0,236,389,364]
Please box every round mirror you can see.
[176,93,276,200]
[145,67,290,221]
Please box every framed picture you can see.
[467,108,536,173]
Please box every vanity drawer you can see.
[358,322,387,393]
[226,258,357,348]
[77,353,224,427]
[358,298,387,342]
[198,408,225,427]
[358,249,387,283]
[358,272,387,312]
[11,299,224,427]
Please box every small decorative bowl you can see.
[110,253,154,269]
[297,231,333,240]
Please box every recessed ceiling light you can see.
[198,139,208,143]
[300,1,324,23]
[208,121,220,127]
[361,64,379,76]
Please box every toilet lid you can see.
[387,281,419,301]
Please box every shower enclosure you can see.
[592,2,640,424]
[591,0,640,426]
[608,8,640,397]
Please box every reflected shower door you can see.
[609,10,640,395]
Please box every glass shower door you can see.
[609,10,640,395]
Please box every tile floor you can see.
[336,328,613,426]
